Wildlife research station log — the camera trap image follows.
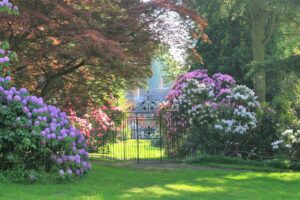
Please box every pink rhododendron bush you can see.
[160,70,260,157]
[68,107,122,152]
[0,44,90,182]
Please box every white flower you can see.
[271,140,283,146]
[282,129,293,136]
[285,144,292,148]
[214,124,223,130]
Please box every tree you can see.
[184,0,300,101]
[0,0,154,111]
[1,0,207,112]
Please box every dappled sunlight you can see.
[225,172,300,182]
[225,173,257,180]
[127,186,178,196]
[266,172,300,181]
[194,177,227,184]
[165,183,225,192]
[121,182,225,199]
[76,196,102,200]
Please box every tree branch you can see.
[36,60,85,96]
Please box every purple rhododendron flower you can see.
[56,158,63,164]
[75,169,81,176]
[67,168,72,175]
[59,169,64,176]
[5,76,11,81]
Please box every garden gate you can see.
[98,110,190,161]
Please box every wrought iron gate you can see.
[97,111,190,161]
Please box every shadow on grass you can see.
[1,161,300,200]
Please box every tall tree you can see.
[185,0,300,101]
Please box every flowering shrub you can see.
[160,70,259,156]
[69,107,122,152]
[0,0,19,14]
[272,129,300,160]
[164,70,258,134]
[0,77,91,178]
[214,85,258,134]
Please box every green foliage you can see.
[246,57,300,120]
[252,103,280,152]
[245,55,300,80]
[271,96,298,126]
[188,0,300,101]
[155,47,189,83]
[195,18,252,84]
[0,169,61,184]
[0,4,19,15]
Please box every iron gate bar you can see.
[159,112,162,162]
[122,114,126,161]
[98,111,193,162]
[136,113,140,162]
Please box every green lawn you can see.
[1,161,300,200]
[95,139,163,160]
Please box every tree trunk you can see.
[251,6,267,102]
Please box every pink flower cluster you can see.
[68,107,118,151]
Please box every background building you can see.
[126,59,171,112]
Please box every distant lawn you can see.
[95,139,163,160]
[1,161,300,200]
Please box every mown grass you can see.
[95,139,163,160]
[1,160,300,200]
[185,154,300,171]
